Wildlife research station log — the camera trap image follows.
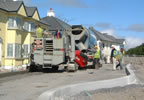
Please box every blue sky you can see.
[23,0,144,49]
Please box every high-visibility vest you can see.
[36,27,43,38]
[113,50,118,57]
[94,49,100,59]
[115,51,123,61]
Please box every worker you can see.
[116,47,125,70]
[93,46,101,69]
[36,24,43,38]
[110,45,116,64]
[43,29,48,38]
[110,45,118,70]
[56,29,62,39]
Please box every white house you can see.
[89,27,125,63]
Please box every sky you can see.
[22,0,144,50]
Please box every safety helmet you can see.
[111,45,115,48]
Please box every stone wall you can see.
[123,56,144,65]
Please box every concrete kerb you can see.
[38,64,140,100]
[0,70,28,78]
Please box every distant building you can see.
[41,9,71,34]
[47,8,55,17]
[89,27,125,63]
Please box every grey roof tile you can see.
[89,27,112,42]
[89,27,125,44]
[25,7,36,17]
[0,0,23,12]
[40,16,71,31]
[116,39,125,44]
[103,34,125,44]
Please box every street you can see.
[0,64,125,100]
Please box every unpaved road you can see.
[74,84,144,100]
[0,64,125,100]
[73,58,144,100]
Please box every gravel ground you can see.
[0,64,125,100]
[71,57,144,100]
[1,57,143,100]
[73,84,144,100]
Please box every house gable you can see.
[32,10,40,21]
[17,4,27,17]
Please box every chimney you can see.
[47,8,55,17]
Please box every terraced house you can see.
[0,0,49,68]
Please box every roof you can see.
[40,16,71,31]
[89,27,112,42]
[25,7,36,17]
[89,27,125,44]
[103,34,125,44]
[116,39,125,44]
[0,0,23,12]
[0,0,39,18]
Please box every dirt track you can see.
[0,64,125,100]
[73,57,144,100]
[73,84,144,100]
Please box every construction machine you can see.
[28,25,97,72]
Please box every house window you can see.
[7,44,13,57]
[8,17,22,29]
[15,44,21,58]
[24,22,29,31]
[23,44,29,57]
[31,22,35,32]
[8,18,15,28]
[24,21,35,32]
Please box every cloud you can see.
[101,29,144,50]
[98,23,144,33]
[21,0,33,6]
[125,37,144,50]
[127,24,144,32]
[22,0,87,8]
[117,24,144,32]
[52,0,88,8]
[101,29,117,37]
[95,23,111,28]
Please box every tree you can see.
[126,43,144,56]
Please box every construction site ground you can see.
[73,57,144,100]
[0,64,126,100]
[0,57,144,100]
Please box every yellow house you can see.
[0,0,49,68]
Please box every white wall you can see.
[102,42,124,63]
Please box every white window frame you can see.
[23,21,35,32]
[23,44,29,58]
[7,43,22,58]
[7,43,14,58]
[8,17,22,29]
[30,22,35,32]
[24,22,30,31]
[15,44,21,58]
